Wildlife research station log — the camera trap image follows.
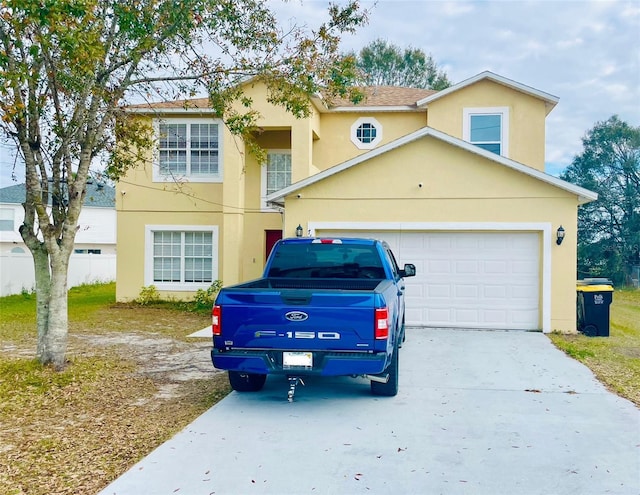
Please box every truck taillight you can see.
[212,305,221,336]
[375,307,389,339]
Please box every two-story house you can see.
[116,71,597,333]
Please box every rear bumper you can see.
[211,348,388,376]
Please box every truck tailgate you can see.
[217,289,380,351]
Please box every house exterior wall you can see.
[426,79,547,170]
[115,119,235,301]
[114,76,587,333]
[313,111,427,171]
[279,138,579,332]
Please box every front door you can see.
[265,230,282,263]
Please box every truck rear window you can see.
[267,244,385,279]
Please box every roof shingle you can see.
[0,181,115,208]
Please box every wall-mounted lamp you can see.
[556,225,565,245]
[296,224,303,238]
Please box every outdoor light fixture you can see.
[296,224,303,237]
[556,225,565,245]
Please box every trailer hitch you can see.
[287,376,305,402]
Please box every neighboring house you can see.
[116,71,597,333]
[0,180,117,296]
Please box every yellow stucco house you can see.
[116,71,597,333]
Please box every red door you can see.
[265,230,282,263]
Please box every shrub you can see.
[192,280,223,310]
[136,285,161,305]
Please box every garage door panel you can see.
[512,285,538,300]
[456,260,479,274]
[426,308,453,325]
[512,309,539,325]
[484,285,507,298]
[427,284,450,298]
[318,230,540,330]
[429,260,452,274]
[485,310,508,325]
[456,285,478,298]
[513,259,538,272]
[484,260,508,274]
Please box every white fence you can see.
[0,253,116,296]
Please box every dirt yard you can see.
[0,298,231,495]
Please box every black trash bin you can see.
[576,278,614,337]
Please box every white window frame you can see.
[0,208,14,231]
[152,118,224,183]
[463,107,510,158]
[350,117,383,150]
[144,225,219,291]
[261,150,292,211]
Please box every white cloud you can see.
[437,1,475,16]
[556,38,584,50]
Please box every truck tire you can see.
[228,371,267,392]
[370,345,399,397]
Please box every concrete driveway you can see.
[98,328,640,495]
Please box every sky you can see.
[1,0,638,185]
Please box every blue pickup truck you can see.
[211,237,416,401]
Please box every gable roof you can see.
[0,181,116,208]
[316,86,438,113]
[416,71,559,114]
[266,126,597,206]
[126,86,438,114]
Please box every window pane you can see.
[159,150,187,175]
[153,231,182,282]
[159,123,187,149]
[158,122,219,177]
[470,114,501,142]
[356,123,377,144]
[184,231,213,283]
[266,153,292,195]
[476,142,501,154]
[189,124,219,175]
[0,208,14,231]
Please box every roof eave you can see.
[416,71,559,111]
[266,126,597,205]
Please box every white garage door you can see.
[318,231,540,330]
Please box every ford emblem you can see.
[285,311,309,322]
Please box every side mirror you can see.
[400,263,416,278]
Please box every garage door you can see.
[318,231,540,330]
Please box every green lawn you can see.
[550,289,640,406]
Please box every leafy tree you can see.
[561,116,640,286]
[0,0,367,369]
[349,38,451,89]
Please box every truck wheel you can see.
[371,345,399,397]
[228,371,267,392]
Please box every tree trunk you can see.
[32,247,51,361]
[36,249,71,370]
